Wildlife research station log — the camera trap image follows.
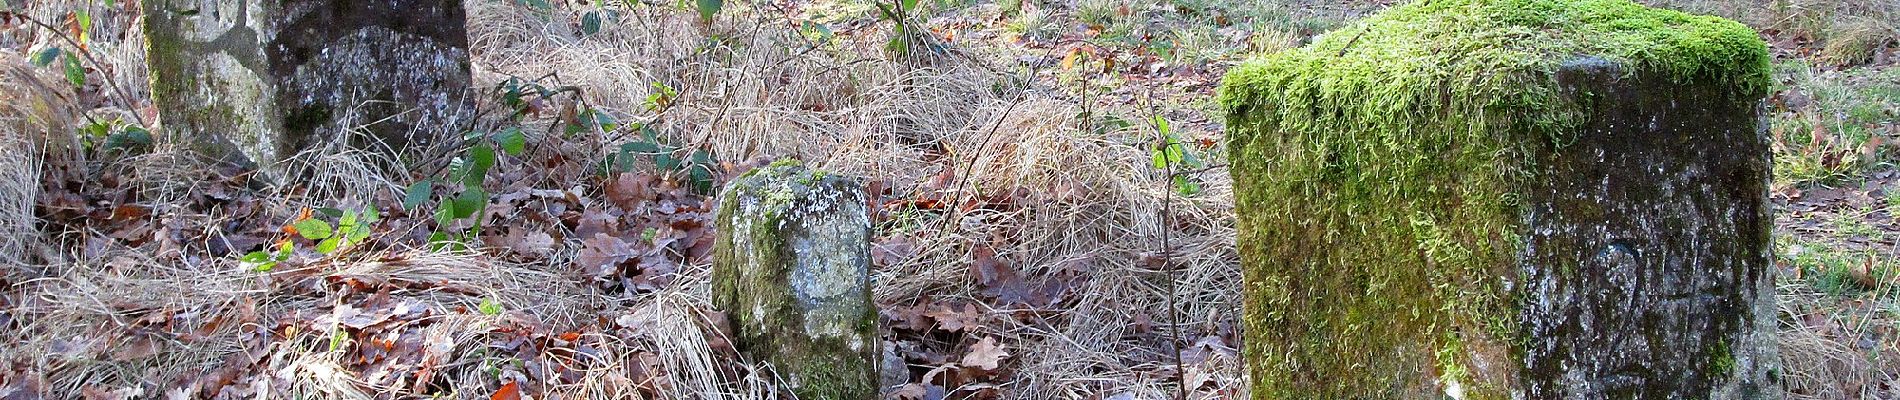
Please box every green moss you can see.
[767,157,805,169]
[1219,0,1768,398]
[1709,339,1735,377]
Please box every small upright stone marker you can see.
[713,160,877,399]
[142,0,474,170]
[1221,0,1776,398]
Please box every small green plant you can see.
[478,298,504,315]
[301,208,379,254]
[575,0,621,36]
[76,118,152,153]
[874,0,927,54]
[643,81,679,112]
[30,46,85,87]
[799,21,837,47]
[997,0,1024,16]
[238,241,294,272]
[1149,116,1203,196]
[603,125,719,193]
[238,207,377,271]
[405,76,603,250]
[693,0,723,24]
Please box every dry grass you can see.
[1776,275,1900,399]
[0,54,71,266]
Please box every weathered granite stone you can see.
[142,0,473,170]
[1218,0,1776,398]
[713,160,878,399]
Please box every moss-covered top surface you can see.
[1220,0,1769,141]
[1218,0,1769,398]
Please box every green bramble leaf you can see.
[316,237,341,254]
[102,126,153,151]
[469,145,496,176]
[582,11,602,35]
[655,151,680,170]
[62,53,85,86]
[433,203,454,226]
[496,128,526,156]
[403,180,434,211]
[695,0,721,23]
[592,109,618,132]
[293,219,333,240]
[240,250,278,271]
[1173,176,1202,196]
[427,231,455,252]
[31,47,59,67]
[478,298,503,315]
[74,10,91,44]
[451,188,487,219]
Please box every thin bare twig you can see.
[1141,85,1187,400]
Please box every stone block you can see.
[1219,0,1776,398]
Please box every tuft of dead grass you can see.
[1775,280,1900,399]
[0,53,77,266]
[1821,16,1899,67]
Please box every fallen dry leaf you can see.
[577,233,634,276]
[491,381,521,400]
[925,303,982,333]
[961,337,1008,371]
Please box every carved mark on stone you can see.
[150,0,269,80]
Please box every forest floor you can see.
[1,0,1897,399]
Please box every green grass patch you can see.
[1770,61,1900,187]
[1780,234,1896,297]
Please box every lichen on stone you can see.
[713,160,878,400]
[1218,0,1771,398]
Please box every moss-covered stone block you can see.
[142,0,472,171]
[1218,0,1775,398]
[713,160,878,399]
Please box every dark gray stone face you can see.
[1516,58,1776,399]
[713,162,879,400]
[143,0,473,171]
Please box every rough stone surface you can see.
[713,160,878,399]
[1218,0,1775,398]
[142,0,473,170]
[1518,59,1777,400]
